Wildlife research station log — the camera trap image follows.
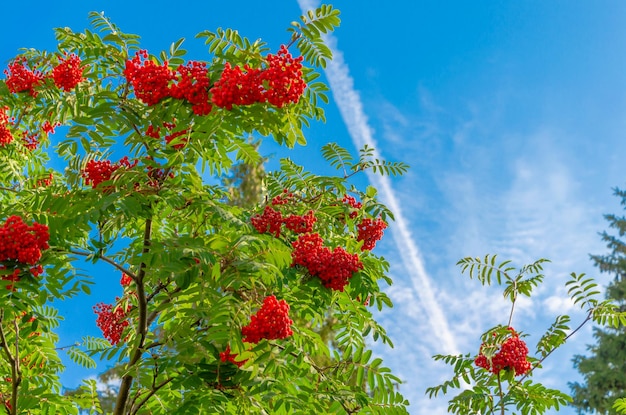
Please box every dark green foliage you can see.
[570,187,626,415]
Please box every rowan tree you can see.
[0,5,410,414]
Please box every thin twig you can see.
[61,248,138,282]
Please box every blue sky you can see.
[3,1,626,414]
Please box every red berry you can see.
[342,195,362,219]
[82,157,137,190]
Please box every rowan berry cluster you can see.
[284,211,316,234]
[211,45,305,110]
[210,63,262,110]
[35,173,54,188]
[0,107,13,146]
[94,302,130,345]
[0,216,49,288]
[251,206,285,237]
[357,217,387,251]
[241,295,293,344]
[474,328,532,376]
[82,156,136,189]
[120,273,133,287]
[291,233,363,291]
[4,55,84,97]
[124,50,175,106]
[261,45,307,108]
[51,53,84,91]
[4,59,43,97]
[170,61,212,115]
[342,195,387,251]
[219,345,246,367]
[22,131,39,150]
[42,120,60,135]
[0,216,49,265]
[251,190,317,237]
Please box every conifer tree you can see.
[570,187,626,414]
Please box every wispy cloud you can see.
[296,0,459,357]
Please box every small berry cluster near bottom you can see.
[474,327,532,376]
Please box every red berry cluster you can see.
[93,302,129,345]
[342,194,362,219]
[0,216,49,265]
[291,233,363,291]
[357,218,387,251]
[0,216,48,288]
[475,328,532,376]
[210,63,262,109]
[120,273,133,287]
[219,345,247,367]
[251,206,285,237]
[241,295,293,344]
[51,53,84,91]
[342,195,387,251]
[4,59,44,97]
[124,50,175,106]
[42,120,60,135]
[262,45,307,108]
[170,61,212,115]
[82,156,136,189]
[251,197,316,237]
[211,45,305,110]
[22,130,39,150]
[0,106,13,146]
[271,190,294,206]
[35,172,54,188]
[284,211,316,234]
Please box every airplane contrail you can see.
[296,0,459,355]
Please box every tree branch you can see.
[129,376,175,415]
[114,216,152,415]
[0,311,21,415]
